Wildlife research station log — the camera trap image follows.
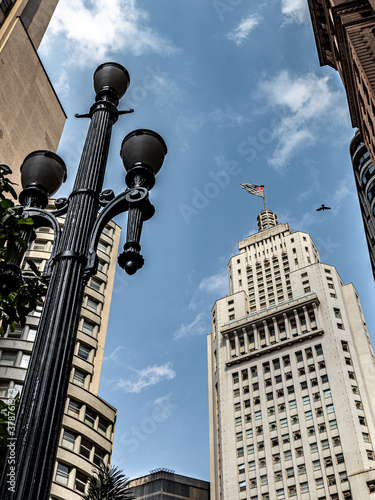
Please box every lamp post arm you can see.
[85,187,155,278]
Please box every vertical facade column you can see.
[294,309,302,336]
[225,335,231,362]
[303,306,310,331]
[283,313,290,339]
[263,320,270,346]
[312,302,319,329]
[272,317,279,343]
[242,327,249,353]
[252,324,259,350]
[234,331,240,357]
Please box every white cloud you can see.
[41,0,177,66]
[103,345,125,363]
[173,313,207,340]
[259,70,348,170]
[116,362,176,393]
[210,105,245,128]
[226,15,260,46]
[198,272,228,295]
[53,68,70,97]
[281,0,310,24]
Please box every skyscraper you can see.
[208,209,375,499]
[0,0,66,192]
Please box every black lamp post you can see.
[0,62,167,500]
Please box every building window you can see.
[330,420,338,430]
[321,439,329,450]
[316,478,324,489]
[61,430,76,451]
[67,399,81,417]
[248,444,254,454]
[310,442,318,453]
[237,447,244,458]
[82,320,95,336]
[239,480,246,492]
[93,447,106,466]
[72,369,86,388]
[98,418,109,437]
[77,344,91,361]
[0,350,16,366]
[327,404,335,414]
[363,432,370,443]
[313,459,321,470]
[80,438,92,459]
[284,450,292,460]
[300,482,309,493]
[55,463,70,485]
[86,298,99,313]
[75,471,88,493]
[280,418,288,428]
[90,278,102,291]
[249,460,256,470]
[276,489,285,499]
[84,408,96,428]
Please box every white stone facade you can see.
[208,213,375,500]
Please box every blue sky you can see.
[38,0,375,482]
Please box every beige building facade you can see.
[208,209,375,499]
[0,0,65,192]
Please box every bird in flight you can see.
[316,204,331,211]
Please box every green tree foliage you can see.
[0,164,47,335]
[85,462,134,500]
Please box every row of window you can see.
[67,398,111,438]
[61,429,107,465]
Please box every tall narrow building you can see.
[208,209,375,499]
[0,208,121,499]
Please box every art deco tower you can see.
[208,209,375,500]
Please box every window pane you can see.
[0,351,16,366]
[75,471,87,493]
[77,344,91,361]
[55,463,69,485]
[73,370,86,387]
[62,430,75,451]
[93,447,105,466]
[86,298,98,312]
[82,320,95,336]
[85,408,96,428]
[98,418,109,437]
[80,438,92,459]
